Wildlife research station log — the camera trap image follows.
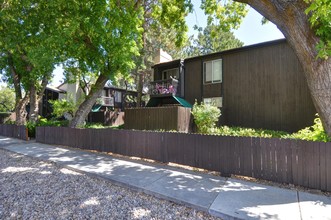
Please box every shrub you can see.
[191,101,221,134]
[0,112,12,124]
[84,122,124,129]
[85,123,105,129]
[0,87,15,112]
[291,114,331,142]
[27,118,69,138]
[216,126,290,138]
[49,98,77,119]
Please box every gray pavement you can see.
[1,135,330,220]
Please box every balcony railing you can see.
[149,78,179,96]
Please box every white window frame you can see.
[203,97,223,108]
[101,96,114,107]
[203,59,222,84]
[162,68,179,80]
[114,91,122,103]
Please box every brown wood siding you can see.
[183,59,202,105]
[222,41,316,132]
[124,106,191,132]
[203,83,222,98]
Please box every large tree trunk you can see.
[7,52,27,125]
[7,52,22,105]
[69,74,108,128]
[236,0,331,136]
[28,75,48,123]
[15,93,29,125]
[136,72,144,107]
[28,84,37,122]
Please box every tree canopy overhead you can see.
[1,0,330,136]
[0,0,66,124]
[182,24,244,57]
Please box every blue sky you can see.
[51,3,285,86]
[186,1,284,46]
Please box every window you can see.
[114,91,121,103]
[203,97,223,108]
[102,97,114,106]
[204,59,222,84]
[162,68,179,80]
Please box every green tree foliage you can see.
[129,0,195,106]
[184,24,244,57]
[304,0,331,59]
[63,0,143,127]
[49,98,78,119]
[201,0,248,31]
[191,101,221,134]
[292,114,331,142]
[0,0,66,124]
[0,86,15,112]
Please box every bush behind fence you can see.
[36,126,331,192]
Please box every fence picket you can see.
[0,124,29,140]
[32,126,331,192]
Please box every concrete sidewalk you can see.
[1,136,330,220]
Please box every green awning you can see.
[146,95,192,108]
[146,97,160,107]
[91,104,102,112]
[173,96,193,108]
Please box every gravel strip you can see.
[0,149,221,220]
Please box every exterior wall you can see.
[153,40,316,132]
[58,82,84,104]
[220,41,315,132]
[183,59,202,105]
[154,49,173,64]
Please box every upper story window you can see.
[204,59,222,84]
[102,89,107,97]
[162,68,179,80]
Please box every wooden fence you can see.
[36,126,331,192]
[0,124,29,140]
[124,106,191,132]
[88,111,125,126]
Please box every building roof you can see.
[153,38,287,68]
[45,85,66,93]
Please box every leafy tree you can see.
[0,0,64,124]
[184,24,244,57]
[59,0,142,128]
[49,97,78,119]
[304,0,331,59]
[64,0,199,128]
[130,1,244,106]
[130,0,194,107]
[0,86,15,112]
